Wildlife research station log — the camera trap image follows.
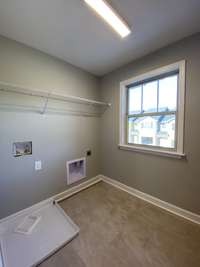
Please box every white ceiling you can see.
[0,0,200,76]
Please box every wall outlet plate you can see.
[35,161,42,171]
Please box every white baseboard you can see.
[2,174,200,226]
[0,175,102,223]
[101,175,200,225]
[54,175,102,202]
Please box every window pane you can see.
[159,75,178,111]
[128,114,176,148]
[143,81,157,113]
[128,86,141,114]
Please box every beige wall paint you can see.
[100,33,200,215]
[0,36,100,218]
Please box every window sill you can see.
[118,144,186,159]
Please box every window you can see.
[119,61,185,158]
[141,137,153,145]
[141,121,153,128]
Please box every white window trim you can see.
[119,60,186,159]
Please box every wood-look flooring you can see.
[39,182,200,267]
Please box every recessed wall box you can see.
[66,158,86,185]
[13,141,32,157]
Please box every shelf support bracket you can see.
[40,92,51,115]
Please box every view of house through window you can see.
[127,73,178,149]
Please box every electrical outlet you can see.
[86,150,92,156]
[35,161,42,171]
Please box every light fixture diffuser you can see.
[84,0,131,38]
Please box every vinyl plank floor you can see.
[39,182,200,267]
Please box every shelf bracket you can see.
[40,92,51,115]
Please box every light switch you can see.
[35,160,42,171]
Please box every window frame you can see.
[127,72,178,151]
[119,61,186,158]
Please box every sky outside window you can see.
[143,80,157,112]
[159,75,178,111]
[128,85,141,114]
[128,74,178,114]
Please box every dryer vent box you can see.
[66,158,86,185]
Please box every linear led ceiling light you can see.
[84,0,131,38]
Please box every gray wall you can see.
[1,33,200,219]
[100,33,200,215]
[0,36,100,218]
